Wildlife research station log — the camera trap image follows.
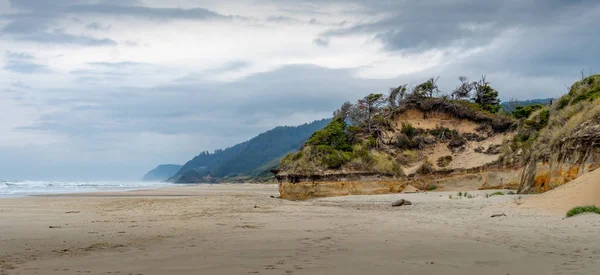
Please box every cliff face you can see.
[518,75,600,193]
[276,104,519,200]
[277,167,522,200]
[519,118,600,193]
[276,74,600,200]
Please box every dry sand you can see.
[521,169,600,214]
[1,184,600,275]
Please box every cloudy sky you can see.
[0,0,598,180]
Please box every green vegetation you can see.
[427,184,438,191]
[523,108,550,131]
[512,104,544,119]
[486,191,505,198]
[168,119,331,183]
[566,206,600,217]
[472,76,501,113]
[520,74,600,161]
[556,75,600,110]
[401,123,417,138]
[278,75,519,176]
[429,127,458,140]
[502,98,552,113]
[452,192,475,199]
[307,117,353,151]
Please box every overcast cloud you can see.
[0,0,598,180]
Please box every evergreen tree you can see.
[473,76,501,113]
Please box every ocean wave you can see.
[0,180,172,197]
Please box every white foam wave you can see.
[0,180,172,197]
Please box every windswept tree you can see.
[413,77,440,98]
[388,84,408,108]
[472,75,501,113]
[350,93,386,134]
[333,101,352,120]
[452,76,473,100]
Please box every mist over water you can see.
[0,180,172,198]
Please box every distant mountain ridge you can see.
[141,164,182,181]
[164,118,331,183]
[501,98,553,112]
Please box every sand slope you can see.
[401,184,419,193]
[522,168,600,214]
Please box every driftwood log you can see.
[392,199,413,207]
[490,213,507,218]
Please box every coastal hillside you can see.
[166,119,331,183]
[141,164,183,181]
[517,74,600,193]
[275,75,600,200]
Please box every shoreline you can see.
[0,181,190,199]
[1,184,599,274]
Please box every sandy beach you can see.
[1,184,600,275]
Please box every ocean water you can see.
[0,180,173,198]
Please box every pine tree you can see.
[473,76,501,113]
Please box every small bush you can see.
[512,104,544,119]
[463,132,485,142]
[566,206,600,217]
[416,159,434,175]
[412,135,426,149]
[492,114,517,132]
[365,136,377,149]
[429,127,458,140]
[322,151,351,169]
[437,155,453,167]
[448,136,467,152]
[394,133,416,149]
[571,88,600,105]
[307,117,353,151]
[398,150,419,165]
[423,134,437,144]
[427,184,438,191]
[556,96,570,110]
[401,123,417,138]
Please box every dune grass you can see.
[566,206,600,217]
[486,191,505,198]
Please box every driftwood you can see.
[392,199,412,207]
[490,213,507,218]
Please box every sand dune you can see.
[521,168,600,215]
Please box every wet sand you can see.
[1,184,599,275]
